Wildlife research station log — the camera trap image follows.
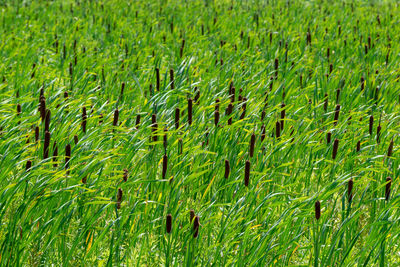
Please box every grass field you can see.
[0,0,399,265]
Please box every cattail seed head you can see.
[65,144,71,171]
[261,124,266,142]
[348,179,353,203]
[155,68,160,91]
[336,89,340,104]
[226,103,233,125]
[240,98,247,120]
[327,132,332,144]
[175,107,180,130]
[166,214,172,233]
[193,216,200,238]
[385,177,391,201]
[249,133,256,157]
[244,160,250,187]
[135,114,141,129]
[123,169,128,182]
[361,76,365,91]
[35,126,39,143]
[82,107,87,133]
[224,159,230,179]
[74,135,78,144]
[188,98,193,125]
[275,121,281,139]
[356,140,361,152]
[43,131,50,159]
[315,201,321,220]
[44,109,51,132]
[169,69,174,89]
[39,97,46,121]
[387,139,394,157]
[162,154,168,179]
[214,111,220,126]
[26,160,32,171]
[17,104,21,115]
[369,115,374,135]
[333,104,340,125]
[117,188,122,209]
[120,82,125,97]
[332,138,339,160]
[113,109,119,126]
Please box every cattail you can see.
[26,160,32,171]
[180,39,185,58]
[214,111,220,126]
[361,76,365,91]
[356,140,361,152]
[65,144,71,171]
[327,132,332,144]
[336,88,340,104]
[190,210,195,223]
[74,135,78,144]
[369,115,374,135]
[135,114,141,129]
[39,97,46,121]
[315,201,321,220]
[324,93,328,112]
[332,138,339,160]
[230,87,235,103]
[43,131,50,159]
[166,214,172,233]
[169,69,174,89]
[261,124,266,142]
[226,103,233,125]
[327,47,330,60]
[188,98,193,125]
[156,68,160,91]
[35,126,39,142]
[329,64,333,74]
[261,110,266,121]
[113,109,119,126]
[306,31,311,45]
[193,216,200,238]
[215,99,220,112]
[244,160,250,187]
[116,188,122,209]
[333,104,340,125]
[82,107,87,133]
[123,169,128,182]
[178,138,183,155]
[385,177,391,201]
[387,139,394,157]
[120,82,125,98]
[163,128,168,150]
[162,154,167,179]
[17,104,21,115]
[274,58,279,79]
[224,159,230,179]
[194,87,200,103]
[348,179,353,203]
[280,102,286,130]
[249,133,255,157]
[53,141,58,167]
[44,109,51,132]
[275,121,281,139]
[377,124,381,144]
[175,108,180,130]
[82,176,87,184]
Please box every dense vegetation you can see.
[0,0,399,265]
